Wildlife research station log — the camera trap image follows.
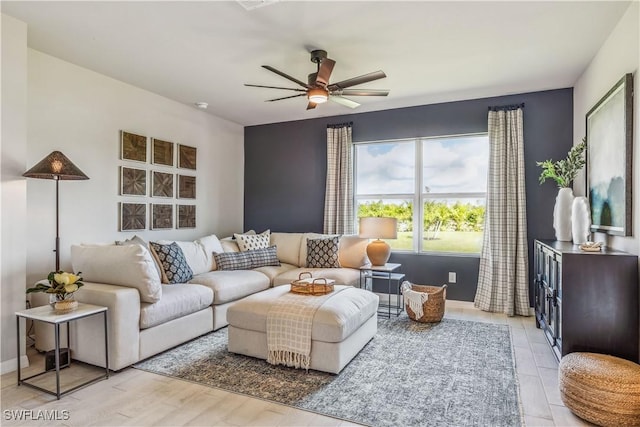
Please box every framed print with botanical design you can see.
[178,174,196,199]
[152,138,174,166]
[178,144,197,170]
[121,131,147,162]
[586,73,634,236]
[120,203,146,231]
[152,171,173,198]
[121,166,146,196]
[151,203,173,230]
[178,205,196,229]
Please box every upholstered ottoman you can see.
[227,285,378,374]
[559,352,640,427]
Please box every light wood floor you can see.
[1,301,594,427]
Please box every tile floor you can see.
[1,300,595,426]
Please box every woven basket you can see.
[559,352,640,427]
[405,284,447,323]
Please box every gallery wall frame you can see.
[121,166,147,196]
[178,174,196,199]
[178,144,197,170]
[151,203,174,230]
[152,138,174,166]
[121,131,147,163]
[152,171,174,198]
[586,73,634,236]
[177,205,196,229]
[120,202,147,231]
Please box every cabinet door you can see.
[554,255,562,355]
[543,249,557,345]
[534,242,545,327]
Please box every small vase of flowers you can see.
[27,271,84,313]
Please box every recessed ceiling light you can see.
[195,102,208,109]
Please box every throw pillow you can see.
[306,237,341,268]
[149,242,194,284]
[214,246,280,271]
[234,229,270,252]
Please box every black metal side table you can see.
[359,263,405,318]
[16,303,109,399]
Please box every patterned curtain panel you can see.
[474,106,530,316]
[323,123,354,234]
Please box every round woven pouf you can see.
[559,352,640,427]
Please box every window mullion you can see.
[415,139,423,253]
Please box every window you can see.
[354,134,489,254]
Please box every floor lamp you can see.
[23,151,89,271]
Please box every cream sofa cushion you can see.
[71,244,162,303]
[156,239,205,276]
[338,235,369,268]
[252,263,297,284]
[198,234,224,271]
[190,270,270,304]
[139,284,213,329]
[227,285,378,342]
[220,237,240,253]
[272,267,360,287]
[270,232,304,266]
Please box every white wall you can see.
[26,49,245,285]
[573,1,639,254]
[1,14,30,373]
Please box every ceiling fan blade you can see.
[266,93,307,102]
[316,58,335,87]
[245,84,306,92]
[338,89,390,97]
[330,96,360,109]
[306,102,317,110]
[328,70,387,90]
[262,65,310,89]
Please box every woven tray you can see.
[290,272,335,295]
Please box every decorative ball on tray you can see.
[579,241,603,252]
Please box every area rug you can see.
[134,316,522,427]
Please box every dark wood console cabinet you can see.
[534,239,639,362]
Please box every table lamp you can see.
[23,151,89,271]
[359,217,398,266]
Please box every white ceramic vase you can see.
[571,196,591,245]
[553,187,574,242]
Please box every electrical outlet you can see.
[448,272,457,283]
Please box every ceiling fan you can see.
[245,50,389,110]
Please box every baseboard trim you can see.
[0,355,30,375]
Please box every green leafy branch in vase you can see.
[537,138,587,188]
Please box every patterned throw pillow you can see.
[214,246,280,271]
[149,242,194,284]
[306,237,341,268]
[234,229,270,252]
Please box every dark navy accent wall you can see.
[245,88,573,303]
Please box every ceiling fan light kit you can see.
[245,49,389,110]
[308,87,328,104]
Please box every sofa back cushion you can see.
[71,244,162,303]
[338,235,370,268]
[270,232,304,266]
[198,234,224,271]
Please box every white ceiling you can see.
[1,1,631,127]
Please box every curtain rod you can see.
[327,121,353,129]
[488,103,525,112]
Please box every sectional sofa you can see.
[34,232,370,371]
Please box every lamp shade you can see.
[23,151,89,180]
[359,217,398,239]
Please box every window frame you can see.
[353,133,488,256]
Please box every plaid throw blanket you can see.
[267,286,347,370]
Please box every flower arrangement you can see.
[537,139,587,188]
[26,271,84,301]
